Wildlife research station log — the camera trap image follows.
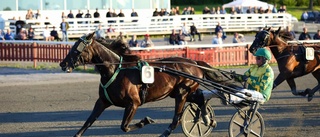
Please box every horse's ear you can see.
[267,27,271,31]
[86,32,95,40]
[275,27,282,37]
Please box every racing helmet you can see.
[254,48,271,60]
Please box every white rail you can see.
[2,13,293,39]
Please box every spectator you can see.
[215,22,223,35]
[169,29,179,45]
[246,6,252,14]
[118,9,125,23]
[313,30,320,40]
[253,6,259,13]
[190,7,195,15]
[178,30,187,45]
[15,17,26,35]
[265,6,272,13]
[232,32,241,43]
[153,8,160,16]
[76,10,83,24]
[106,8,113,23]
[43,26,51,41]
[236,6,242,14]
[176,6,180,15]
[25,9,34,20]
[17,29,28,40]
[95,24,106,39]
[112,9,117,23]
[67,10,74,18]
[44,17,51,25]
[220,7,227,14]
[4,29,15,40]
[131,8,138,22]
[272,4,278,13]
[230,7,237,15]
[239,34,246,42]
[116,31,125,40]
[61,12,67,19]
[27,28,35,40]
[299,27,311,40]
[212,30,223,45]
[278,5,285,13]
[0,29,5,40]
[216,7,221,14]
[210,7,216,14]
[84,10,92,24]
[140,34,154,47]
[202,6,210,14]
[60,18,69,41]
[302,11,308,22]
[181,22,192,41]
[50,26,60,41]
[190,23,201,41]
[285,26,296,40]
[35,9,41,19]
[170,8,177,16]
[67,10,74,24]
[128,35,139,47]
[106,25,115,39]
[93,8,100,24]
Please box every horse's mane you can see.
[94,37,141,62]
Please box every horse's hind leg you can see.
[120,103,155,132]
[74,98,110,137]
[161,87,189,137]
[307,70,320,101]
[273,74,286,89]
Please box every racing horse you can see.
[59,32,232,137]
[249,27,320,101]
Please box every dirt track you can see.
[0,67,319,137]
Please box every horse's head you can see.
[60,32,95,73]
[250,27,272,54]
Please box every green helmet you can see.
[255,48,272,60]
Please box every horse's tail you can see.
[195,61,226,83]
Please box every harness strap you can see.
[100,56,123,105]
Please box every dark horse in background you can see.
[59,32,232,137]
[250,27,320,101]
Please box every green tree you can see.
[309,0,314,10]
[3,7,11,11]
[283,0,298,6]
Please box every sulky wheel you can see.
[181,103,215,137]
[229,107,265,137]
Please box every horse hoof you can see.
[306,88,314,102]
[145,116,155,124]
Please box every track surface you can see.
[0,67,319,137]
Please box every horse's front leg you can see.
[120,102,155,132]
[273,73,286,89]
[74,98,110,137]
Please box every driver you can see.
[201,48,274,104]
[199,48,274,126]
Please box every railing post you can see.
[185,46,189,58]
[246,44,250,66]
[32,42,37,68]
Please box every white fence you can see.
[2,13,294,39]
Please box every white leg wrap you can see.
[202,90,219,100]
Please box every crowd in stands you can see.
[0,4,292,44]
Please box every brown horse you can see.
[250,27,320,101]
[59,32,231,137]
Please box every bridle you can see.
[69,35,93,68]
